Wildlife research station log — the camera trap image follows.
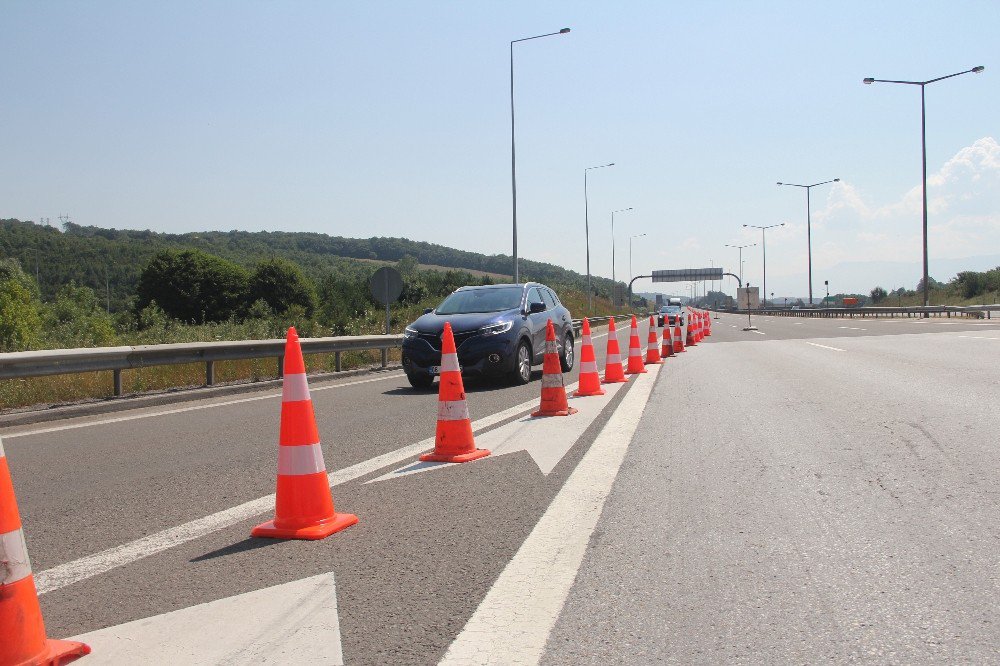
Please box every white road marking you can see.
[438,366,659,666]
[749,330,765,335]
[72,572,344,665]
[366,380,624,482]
[805,342,846,352]
[838,326,867,331]
[3,373,405,439]
[34,393,548,595]
[956,335,1000,341]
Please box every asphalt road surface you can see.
[3,313,998,664]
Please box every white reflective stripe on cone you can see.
[582,334,592,347]
[541,373,564,388]
[606,353,621,365]
[0,436,5,458]
[437,400,470,422]
[440,353,461,373]
[281,372,311,403]
[579,360,598,373]
[0,528,32,585]
[277,443,327,476]
[545,341,558,355]
[629,347,642,356]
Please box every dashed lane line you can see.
[439,365,659,666]
[805,342,847,352]
[956,335,1000,341]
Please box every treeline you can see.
[0,218,623,311]
[0,249,492,353]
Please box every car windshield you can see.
[435,287,523,315]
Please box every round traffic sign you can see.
[368,266,404,305]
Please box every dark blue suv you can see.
[401,282,574,389]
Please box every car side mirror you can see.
[423,308,433,314]
[528,302,546,314]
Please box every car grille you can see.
[417,330,479,351]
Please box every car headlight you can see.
[403,326,418,339]
[479,320,513,336]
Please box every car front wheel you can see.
[559,332,574,372]
[406,372,434,390]
[509,339,532,385]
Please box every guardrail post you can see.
[277,356,284,379]
[113,369,123,397]
[335,351,342,372]
[381,348,387,369]
[206,360,215,386]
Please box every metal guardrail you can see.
[721,305,998,319]
[0,314,635,398]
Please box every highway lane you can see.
[4,312,999,663]
[544,316,1000,664]
[2,318,661,664]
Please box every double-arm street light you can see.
[628,233,646,280]
[610,207,633,287]
[584,162,615,312]
[510,27,571,283]
[725,243,756,292]
[743,223,784,307]
[777,178,839,305]
[863,66,985,310]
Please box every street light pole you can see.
[584,162,614,312]
[743,223,784,308]
[629,233,646,281]
[777,179,839,305]
[510,27,571,284]
[725,243,756,296]
[610,207,633,290]
[863,65,984,310]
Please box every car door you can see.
[542,288,571,351]
[525,287,548,362]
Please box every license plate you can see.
[430,365,460,375]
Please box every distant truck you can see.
[843,297,859,306]
[667,297,682,306]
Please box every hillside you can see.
[0,219,621,311]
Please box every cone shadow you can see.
[191,537,282,562]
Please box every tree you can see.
[137,249,250,322]
[42,282,117,347]
[0,278,41,351]
[869,286,888,304]
[248,259,317,316]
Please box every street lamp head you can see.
[833,178,840,182]
[972,66,985,73]
[776,182,783,186]
[863,78,875,84]
[559,28,571,34]
[742,224,748,227]
[779,222,786,226]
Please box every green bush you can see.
[249,259,317,316]
[137,249,250,323]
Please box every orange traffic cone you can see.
[603,317,628,384]
[661,319,674,358]
[686,310,698,346]
[420,322,491,463]
[625,315,647,374]
[253,327,358,540]
[574,318,605,397]
[705,312,712,337]
[696,311,704,341]
[532,319,578,416]
[645,316,663,364]
[673,322,685,353]
[0,437,91,666]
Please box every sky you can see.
[2,1,997,299]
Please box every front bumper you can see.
[402,333,518,378]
